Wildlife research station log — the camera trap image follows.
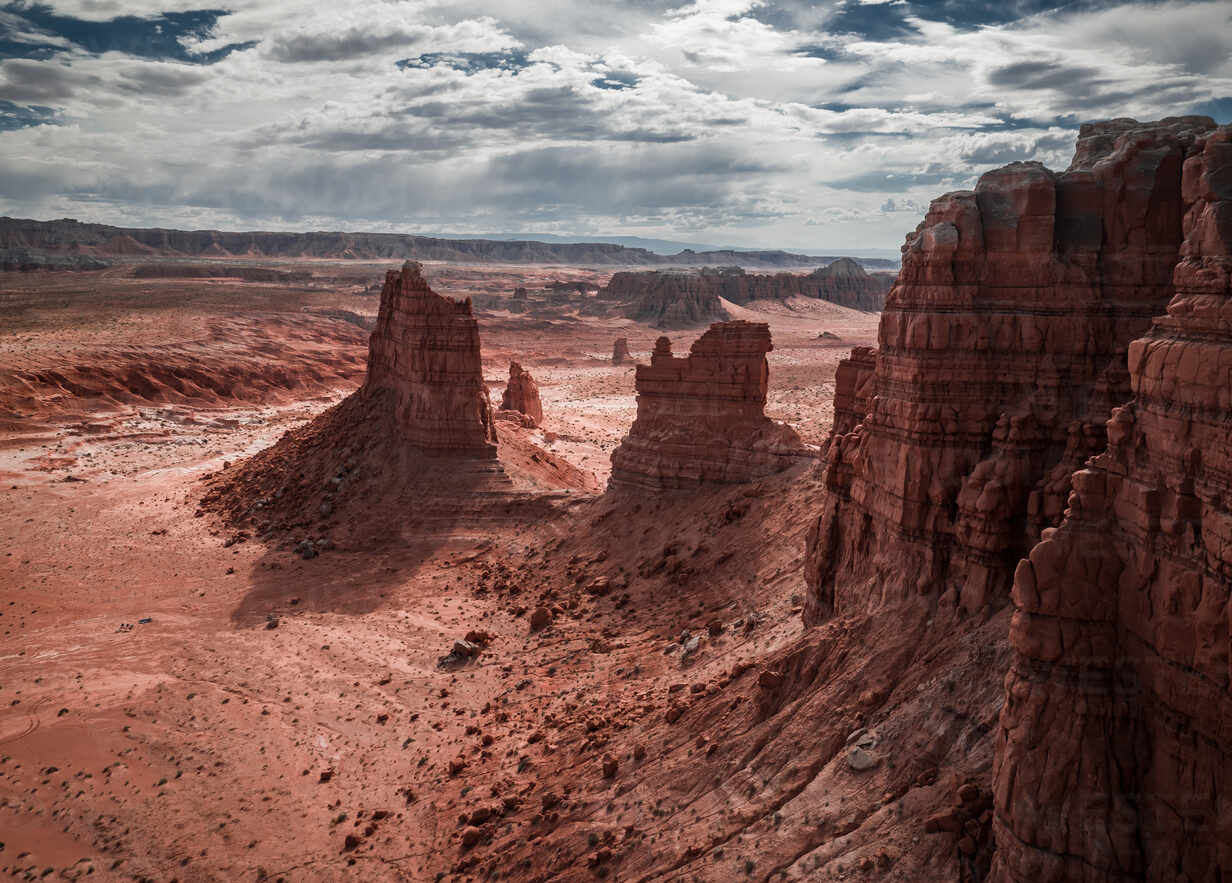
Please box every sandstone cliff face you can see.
[603,262,890,326]
[991,123,1232,883]
[365,261,497,456]
[609,321,810,489]
[830,346,876,437]
[804,116,1216,624]
[499,361,543,427]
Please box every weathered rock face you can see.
[602,262,890,325]
[499,361,543,427]
[991,123,1232,883]
[365,261,497,457]
[805,258,892,311]
[608,321,810,490]
[605,271,730,328]
[612,337,631,364]
[804,116,1216,624]
[831,346,876,437]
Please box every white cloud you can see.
[0,0,1229,250]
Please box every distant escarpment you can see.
[608,321,811,489]
[992,122,1232,882]
[805,115,1217,624]
[0,216,897,268]
[602,260,892,328]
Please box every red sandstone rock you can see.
[831,346,876,437]
[612,337,631,364]
[608,321,811,490]
[991,122,1232,883]
[366,261,497,456]
[499,361,543,427]
[804,117,1216,624]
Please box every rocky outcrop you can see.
[499,361,543,427]
[608,271,730,328]
[365,261,497,456]
[804,116,1217,624]
[612,337,631,364]
[609,321,810,490]
[806,258,892,311]
[831,346,876,437]
[602,263,891,324]
[992,123,1232,883]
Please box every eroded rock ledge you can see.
[608,320,810,490]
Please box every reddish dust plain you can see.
[0,260,909,881]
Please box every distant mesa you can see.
[601,260,892,328]
[0,216,898,268]
[608,320,811,490]
[0,247,109,271]
[498,361,543,428]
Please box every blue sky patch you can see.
[0,4,254,63]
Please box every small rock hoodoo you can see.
[608,320,810,490]
[612,337,631,364]
[499,361,543,428]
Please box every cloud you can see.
[0,0,1229,251]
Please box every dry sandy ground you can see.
[0,260,1011,883]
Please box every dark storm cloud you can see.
[269,30,424,64]
[988,60,1105,91]
[399,85,696,144]
[0,3,254,63]
[0,97,55,128]
[0,58,92,101]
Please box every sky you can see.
[0,0,1229,251]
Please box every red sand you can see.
[0,261,896,881]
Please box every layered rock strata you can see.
[609,271,730,328]
[992,122,1232,883]
[499,361,543,427]
[608,321,810,490]
[830,346,876,437]
[602,260,891,321]
[804,116,1216,623]
[366,261,497,457]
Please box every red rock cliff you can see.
[804,117,1215,624]
[365,261,497,457]
[831,346,877,437]
[608,321,810,489]
[991,123,1232,883]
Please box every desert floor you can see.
[1,261,1005,883]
